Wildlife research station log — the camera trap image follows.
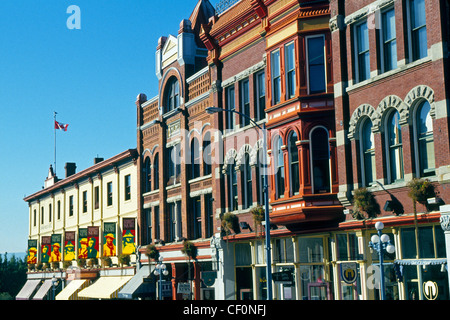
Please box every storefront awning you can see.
[32,279,53,300]
[78,276,133,299]
[118,267,155,299]
[15,280,41,300]
[56,279,90,300]
[394,258,447,266]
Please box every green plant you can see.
[221,212,239,236]
[352,187,378,220]
[251,205,265,235]
[407,178,435,205]
[181,240,197,260]
[101,256,112,267]
[51,261,59,270]
[77,258,86,268]
[63,261,72,269]
[145,244,160,261]
[118,254,130,267]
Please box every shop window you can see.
[414,100,435,177]
[164,77,179,112]
[273,238,294,263]
[336,233,362,261]
[385,110,404,183]
[288,131,299,196]
[380,8,397,72]
[400,225,446,259]
[407,0,427,62]
[310,127,331,193]
[306,35,326,94]
[360,117,376,186]
[354,21,370,82]
[299,237,324,263]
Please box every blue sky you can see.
[0,0,219,254]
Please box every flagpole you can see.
[54,111,57,176]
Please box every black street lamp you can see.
[206,106,273,300]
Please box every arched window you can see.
[203,132,212,176]
[241,154,253,209]
[360,118,376,187]
[310,127,331,193]
[274,136,285,199]
[228,160,238,211]
[144,157,151,193]
[164,77,180,112]
[288,132,299,196]
[386,110,404,183]
[414,100,435,176]
[153,153,159,190]
[190,137,200,180]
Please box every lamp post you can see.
[153,256,169,300]
[206,106,272,300]
[51,274,58,300]
[368,221,395,300]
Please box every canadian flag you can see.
[55,120,68,131]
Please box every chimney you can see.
[65,162,76,178]
[94,157,104,164]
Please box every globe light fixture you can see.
[368,221,395,300]
[154,256,169,300]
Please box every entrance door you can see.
[308,282,332,300]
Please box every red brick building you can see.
[331,0,450,300]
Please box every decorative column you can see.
[439,204,450,290]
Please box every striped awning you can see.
[16,280,41,300]
[78,276,133,299]
[56,279,90,300]
[32,279,53,300]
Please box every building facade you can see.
[20,149,139,300]
[331,0,450,300]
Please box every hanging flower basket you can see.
[407,178,435,205]
[352,187,378,220]
[145,244,160,261]
[251,205,265,235]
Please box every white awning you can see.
[32,279,53,300]
[55,279,90,300]
[78,276,133,299]
[16,280,41,300]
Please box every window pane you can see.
[271,50,281,104]
[308,36,326,93]
[299,237,324,263]
[418,226,434,259]
[410,0,427,60]
[401,228,417,259]
[311,128,330,193]
[275,136,285,198]
[388,111,404,181]
[382,9,397,71]
[235,243,252,266]
[356,22,370,81]
[285,43,296,98]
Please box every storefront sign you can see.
[177,282,191,294]
[423,281,439,300]
[162,281,172,297]
[201,271,217,287]
[272,271,293,284]
[341,262,357,284]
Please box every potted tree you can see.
[101,256,112,268]
[118,254,130,267]
[251,205,265,236]
[181,240,197,300]
[352,187,378,220]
